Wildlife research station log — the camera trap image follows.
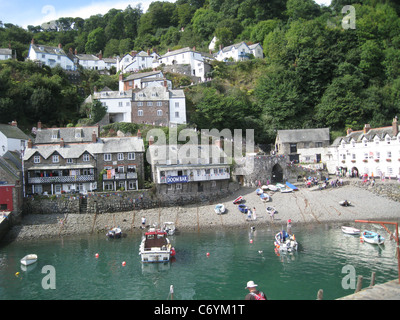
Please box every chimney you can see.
[69,48,73,54]
[393,116,398,136]
[346,128,353,135]
[148,136,154,146]
[75,48,78,55]
[37,121,42,130]
[98,50,102,60]
[60,138,65,148]
[27,139,33,148]
[31,38,35,45]
[167,48,170,52]
[147,49,150,56]
[58,43,62,49]
[137,129,142,139]
[10,120,17,126]
[363,124,371,134]
[92,131,97,143]
[193,46,196,51]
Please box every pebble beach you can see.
[4,180,400,242]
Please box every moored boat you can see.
[341,226,361,235]
[139,228,175,263]
[267,185,279,192]
[214,204,226,215]
[163,222,176,235]
[256,188,263,195]
[361,230,385,245]
[106,227,122,239]
[20,254,38,266]
[274,231,298,252]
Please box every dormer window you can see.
[386,136,391,144]
[51,130,59,139]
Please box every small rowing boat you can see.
[214,204,226,214]
[341,226,360,235]
[361,230,385,245]
[20,254,38,266]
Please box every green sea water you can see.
[0,222,398,300]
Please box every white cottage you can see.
[0,122,29,156]
[27,41,76,71]
[215,41,263,62]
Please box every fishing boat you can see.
[260,193,271,202]
[233,196,243,204]
[163,222,176,235]
[274,231,298,252]
[139,228,176,263]
[214,204,226,215]
[20,254,38,266]
[285,181,298,191]
[361,230,385,245]
[106,227,122,239]
[267,185,279,192]
[256,188,263,195]
[339,200,351,207]
[238,204,248,213]
[341,226,360,235]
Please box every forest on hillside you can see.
[1,0,400,145]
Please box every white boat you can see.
[361,230,385,245]
[280,187,293,193]
[139,228,176,263]
[214,204,226,214]
[266,206,277,215]
[106,227,122,239]
[267,185,279,192]
[341,226,360,235]
[256,188,263,195]
[163,222,176,235]
[20,254,38,266]
[339,200,351,207]
[274,231,298,252]
[260,193,271,202]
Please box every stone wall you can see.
[352,179,400,202]
[22,181,240,215]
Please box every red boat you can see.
[233,196,243,204]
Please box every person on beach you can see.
[252,207,257,220]
[247,208,252,221]
[269,209,275,222]
[245,281,267,300]
[141,216,146,229]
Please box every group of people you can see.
[246,207,257,221]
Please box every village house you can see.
[119,70,167,91]
[0,48,13,60]
[23,130,145,195]
[275,128,331,164]
[84,87,133,124]
[117,50,159,73]
[27,40,76,71]
[75,52,116,71]
[331,117,400,179]
[157,47,213,82]
[214,41,263,62]
[0,122,29,157]
[147,140,231,197]
[0,151,23,212]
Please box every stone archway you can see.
[271,163,283,183]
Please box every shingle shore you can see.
[5,182,400,241]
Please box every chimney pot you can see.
[11,120,17,126]
[37,121,42,130]
[363,124,371,134]
[137,129,142,139]
[92,131,97,143]
[27,139,33,148]
[393,116,398,136]
[346,128,353,135]
[60,138,65,148]
[58,43,62,49]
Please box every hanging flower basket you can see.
[386,159,392,162]
[341,160,346,163]
[374,159,379,162]
[351,160,356,163]
[363,159,368,163]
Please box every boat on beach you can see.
[341,226,360,235]
[260,193,271,202]
[214,204,226,215]
[361,230,385,245]
[339,200,351,207]
[274,231,298,252]
[266,206,277,215]
[285,181,298,191]
[106,227,122,238]
[267,185,279,192]
[20,254,38,266]
[256,188,263,195]
[233,196,243,204]
[238,204,248,213]
[139,228,176,263]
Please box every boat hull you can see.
[361,230,385,245]
[20,254,37,266]
[341,226,360,235]
[139,249,171,263]
[274,232,298,252]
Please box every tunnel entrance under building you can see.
[271,164,283,183]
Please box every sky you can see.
[0,0,332,29]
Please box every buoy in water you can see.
[95,253,99,258]
[122,261,126,267]
[206,252,210,257]
[250,239,253,244]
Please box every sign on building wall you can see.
[166,175,188,184]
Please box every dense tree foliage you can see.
[1,0,400,145]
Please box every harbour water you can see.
[0,222,398,300]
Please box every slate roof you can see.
[339,126,400,144]
[276,128,330,143]
[0,124,29,140]
[34,126,99,144]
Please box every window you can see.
[352,154,356,160]
[157,110,163,116]
[67,158,73,164]
[386,136,391,144]
[104,154,112,161]
[128,153,135,160]
[128,181,136,190]
[147,102,153,106]
[387,151,392,158]
[104,182,113,190]
[376,152,380,159]
[138,110,143,116]
[290,143,297,153]
[34,155,40,163]
[176,183,182,190]
[315,142,323,148]
[175,112,179,118]
[118,153,124,161]
[52,155,59,163]
[157,101,162,106]
[118,102,123,107]
[83,154,90,162]
[175,102,179,108]
[138,102,143,106]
